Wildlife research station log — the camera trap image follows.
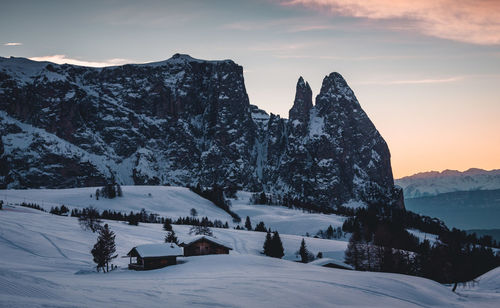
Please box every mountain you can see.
[405,189,500,229]
[0,54,402,209]
[395,168,500,199]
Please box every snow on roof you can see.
[180,235,232,250]
[309,258,354,270]
[129,243,183,258]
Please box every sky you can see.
[1,0,499,178]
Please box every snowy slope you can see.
[396,168,500,198]
[0,186,346,236]
[1,208,498,307]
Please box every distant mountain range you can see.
[396,168,500,199]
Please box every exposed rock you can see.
[0,55,401,209]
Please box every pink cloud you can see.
[29,55,132,67]
[280,0,500,45]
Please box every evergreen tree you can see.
[116,184,123,197]
[345,231,363,269]
[91,224,117,272]
[0,200,3,210]
[270,231,284,258]
[165,230,178,244]
[255,221,267,232]
[298,238,310,263]
[263,230,272,256]
[245,216,252,231]
[95,189,100,200]
[326,225,334,239]
[163,220,172,231]
[190,208,198,217]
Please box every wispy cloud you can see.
[4,42,22,46]
[280,0,500,45]
[28,55,132,67]
[359,76,464,85]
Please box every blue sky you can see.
[1,0,499,177]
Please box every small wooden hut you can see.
[127,243,183,270]
[180,235,232,256]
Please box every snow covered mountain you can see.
[396,168,500,198]
[0,54,402,209]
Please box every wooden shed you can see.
[127,243,183,270]
[180,235,232,256]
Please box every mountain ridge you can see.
[0,54,402,209]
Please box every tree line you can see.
[343,202,500,286]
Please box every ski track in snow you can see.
[39,233,70,260]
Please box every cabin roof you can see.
[127,243,183,258]
[180,235,232,250]
[309,258,354,270]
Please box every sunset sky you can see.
[1,0,499,178]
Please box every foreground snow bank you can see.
[1,208,498,307]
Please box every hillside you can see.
[404,189,500,229]
[0,186,346,236]
[1,206,498,307]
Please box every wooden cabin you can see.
[127,243,183,270]
[180,235,232,256]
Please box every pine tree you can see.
[298,238,310,263]
[345,231,362,269]
[245,216,252,231]
[270,231,284,258]
[163,220,172,231]
[165,230,178,244]
[91,224,117,272]
[255,221,267,232]
[116,184,123,197]
[95,189,100,200]
[263,230,273,256]
[326,225,334,239]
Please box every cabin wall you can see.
[183,239,230,256]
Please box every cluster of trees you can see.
[189,184,241,222]
[316,225,344,240]
[94,183,122,200]
[173,216,229,229]
[50,205,69,216]
[91,224,117,273]
[242,216,267,232]
[343,203,500,285]
[263,230,284,258]
[19,202,46,212]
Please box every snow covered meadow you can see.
[0,187,499,307]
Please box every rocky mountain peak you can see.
[289,76,313,123]
[316,72,358,115]
[0,56,402,209]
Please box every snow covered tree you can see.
[245,216,252,231]
[165,230,178,244]
[91,224,117,273]
[78,207,102,232]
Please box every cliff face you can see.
[0,54,402,209]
